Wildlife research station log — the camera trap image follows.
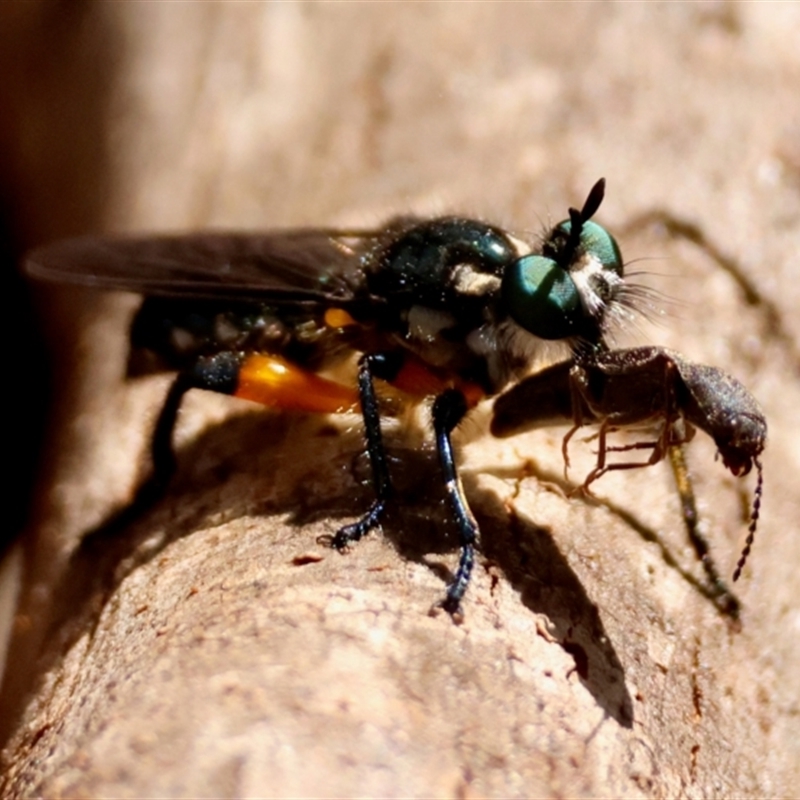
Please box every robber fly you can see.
[492,345,766,613]
[27,179,642,615]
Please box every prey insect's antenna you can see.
[733,455,763,582]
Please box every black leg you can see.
[143,352,241,505]
[146,372,193,494]
[83,351,245,545]
[78,371,194,547]
[432,389,476,616]
[330,354,395,549]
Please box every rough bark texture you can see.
[2,4,799,798]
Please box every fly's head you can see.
[501,178,626,347]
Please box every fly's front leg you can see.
[329,353,396,550]
[432,388,476,617]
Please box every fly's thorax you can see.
[360,193,628,390]
[357,215,525,391]
[449,262,503,298]
[365,216,516,322]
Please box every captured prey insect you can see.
[491,345,766,611]
[26,178,640,616]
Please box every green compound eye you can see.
[502,255,582,340]
[503,178,624,342]
[553,219,623,276]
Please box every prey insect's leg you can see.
[562,361,592,479]
[579,421,613,492]
[432,389,476,616]
[667,443,739,617]
[330,353,396,549]
[577,418,683,497]
[561,425,580,480]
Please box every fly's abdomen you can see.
[128,296,346,375]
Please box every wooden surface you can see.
[2,4,799,797]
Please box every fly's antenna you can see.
[733,455,763,582]
[565,178,606,262]
[579,177,606,223]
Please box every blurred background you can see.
[1,3,798,797]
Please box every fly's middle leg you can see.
[329,353,396,550]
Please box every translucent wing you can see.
[25,229,384,308]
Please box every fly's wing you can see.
[25,229,383,310]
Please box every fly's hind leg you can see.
[132,352,247,514]
[78,358,223,546]
[124,370,195,514]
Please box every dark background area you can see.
[0,3,114,551]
